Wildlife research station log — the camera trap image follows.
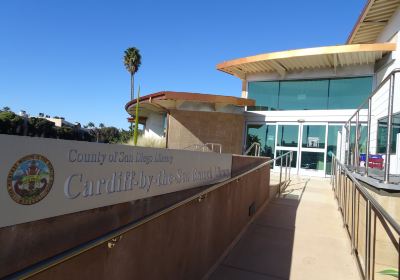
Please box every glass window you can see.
[377,113,400,154]
[277,125,299,147]
[301,152,325,170]
[301,125,326,148]
[247,77,372,111]
[246,124,276,158]
[326,125,342,175]
[247,82,279,111]
[275,150,297,168]
[279,80,329,110]
[328,77,372,109]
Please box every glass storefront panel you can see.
[277,125,299,147]
[301,152,325,170]
[328,77,372,109]
[301,125,326,148]
[279,80,329,110]
[275,150,297,168]
[247,82,279,111]
[349,125,367,156]
[246,124,276,158]
[377,113,400,154]
[326,125,342,175]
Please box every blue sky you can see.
[0,0,366,129]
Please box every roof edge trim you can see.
[216,43,396,71]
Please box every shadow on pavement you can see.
[209,178,309,280]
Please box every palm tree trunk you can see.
[130,72,134,137]
[130,73,134,101]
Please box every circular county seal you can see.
[7,154,54,205]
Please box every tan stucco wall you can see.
[167,110,244,154]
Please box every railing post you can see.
[365,200,371,280]
[340,166,343,201]
[332,157,335,188]
[398,237,400,280]
[288,152,292,181]
[384,74,395,183]
[351,182,356,254]
[335,165,342,199]
[331,155,334,186]
[344,175,347,218]
[365,97,372,177]
[285,154,288,183]
[279,156,283,195]
[347,123,351,166]
[355,111,360,171]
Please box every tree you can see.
[55,126,74,140]
[2,106,10,112]
[99,126,120,143]
[124,47,142,143]
[118,128,131,143]
[28,117,55,137]
[0,111,24,135]
[86,122,99,142]
[123,47,141,101]
[99,123,105,128]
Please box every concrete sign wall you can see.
[0,135,231,228]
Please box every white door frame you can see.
[298,122,328,177]
[274,122,301,174]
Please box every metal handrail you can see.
[5,151,293,280]
[330,152,400,280]
[183,144,210,152]
[345,68,400,182]
[183,143,222,154]
[205,143,222,154]
[244,142,261,156]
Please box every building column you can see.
[241,79,247,98]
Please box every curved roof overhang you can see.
[347,0,400,44]
[125,91,255,116]
[216,43,396,79]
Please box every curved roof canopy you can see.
[125,91,255,117]
[216,43,396,79]
[348,0,400,44]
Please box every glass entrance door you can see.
[274,124,299,173]
[246,122,330,177]
[299,123,327,176]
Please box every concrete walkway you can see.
[209,176,360,280]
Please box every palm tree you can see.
[87,122,99,142]
[123,47,141,101]
[123,47,142,143]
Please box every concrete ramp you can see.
[210,177,359,280]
